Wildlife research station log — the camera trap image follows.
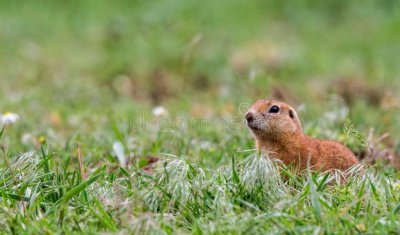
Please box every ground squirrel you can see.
[245,99,359,172]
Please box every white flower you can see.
[21,133,34,145]
[113,141,126,168]
[152,106,168,117]
[0,112,20,125]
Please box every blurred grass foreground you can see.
[0,0,400,234]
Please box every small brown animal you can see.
[245,99,359,172]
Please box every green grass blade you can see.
[0,125,5,140]
[231,155,240,185]
[58,167,104,205]
[89,197,117,231]
[354,179,366,216]
[307,171,322,223]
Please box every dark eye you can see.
[269,105,280,113]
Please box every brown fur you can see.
[246,99,359,172]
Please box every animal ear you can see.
[289,110,295,119]
[289,109,302,130]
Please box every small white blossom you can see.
[0,112,20,125]
[152,106,168,117]
[21,133,34,145]
[113,141,126,168]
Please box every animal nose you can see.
[245,112,254,123]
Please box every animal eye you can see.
[269,105,280,113]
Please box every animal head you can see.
[245,99,302,140]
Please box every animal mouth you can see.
[247,123,262,131]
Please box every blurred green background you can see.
[1,0,400,166]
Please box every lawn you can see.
[0,0,399,234]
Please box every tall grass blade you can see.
[56,167,104,206]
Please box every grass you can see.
[0,146,399,234]
[1,0,400,234]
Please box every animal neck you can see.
[256,130,305,153]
